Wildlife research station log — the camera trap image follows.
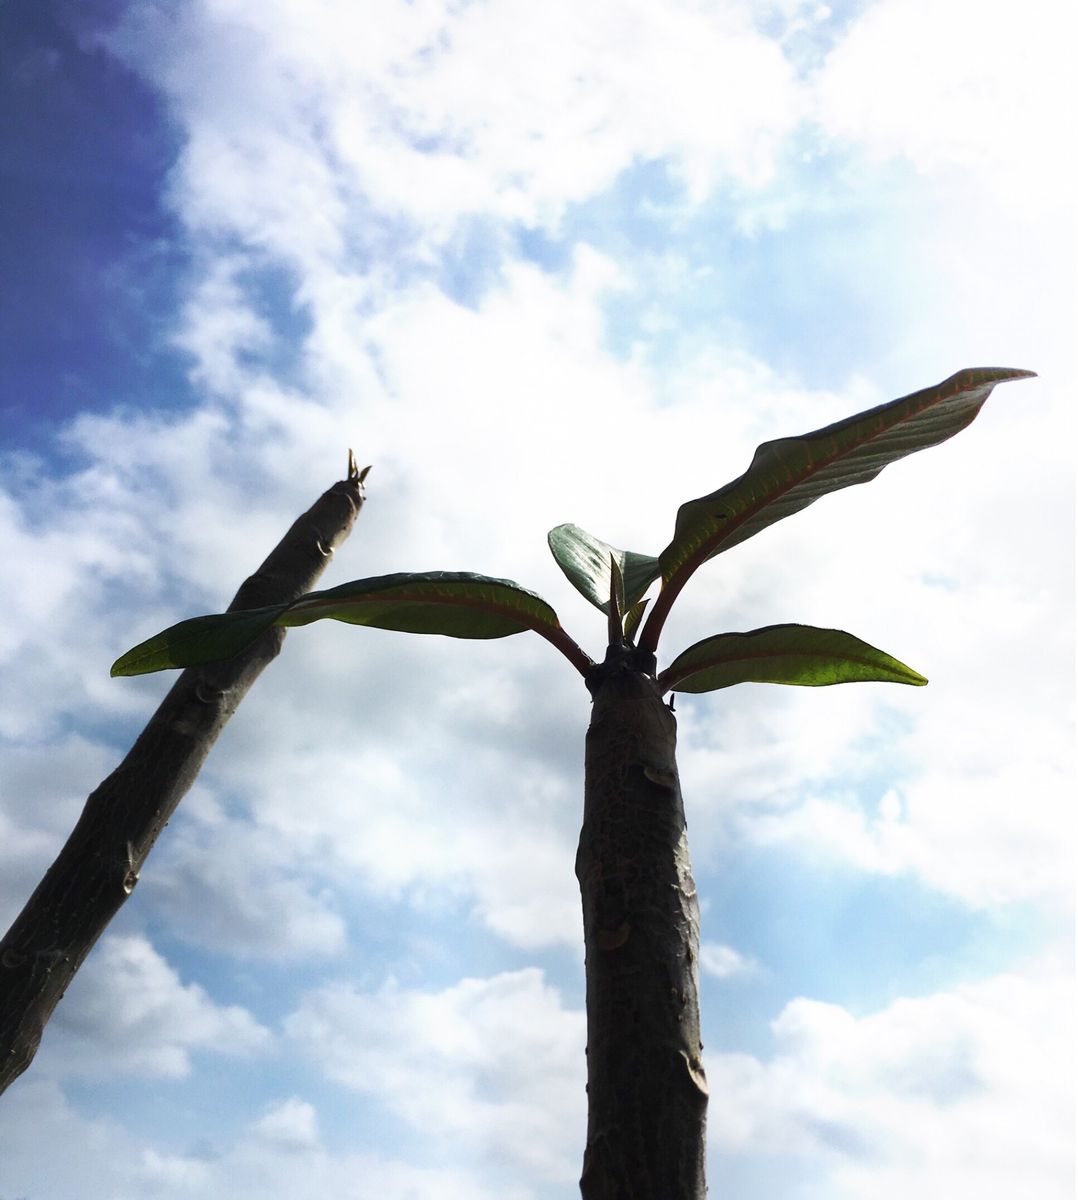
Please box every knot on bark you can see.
[585,641,658,698]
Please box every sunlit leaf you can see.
[656,624,928,694]
[548,523,660,616]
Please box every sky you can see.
[0,0,1074,1197]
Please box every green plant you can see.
[113,366,1034,1198]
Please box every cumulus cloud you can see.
[0,476,156,741]
[0,1080,536,1200]
[105,0,799,255]
[38,934,270,1079]
[145,791,347,961]
[249,1096,322,1153]
[193,693,585,951]
[812,0,1075,207]
[700,941,760,980]
[693,473,1075,915]
[0,733,121,924]
[285,968,586,1182]
[740,759,1074,914]
[6,959,1071,1200]
[170,254,277,396]
[710,962,1074,1198]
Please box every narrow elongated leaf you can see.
[548,523,661,615]
[657,624,928,694]
[641,368,1034,652]
[113,571,590,676]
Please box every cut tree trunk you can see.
[576,644,708,1199]
[0,470,365,1095]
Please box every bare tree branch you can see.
[0,466,368,1094]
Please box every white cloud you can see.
[38,934,270,1079]
[813,0,1075,208]
[200,702,585,950]
[0,733,120,924]
[700,941,759,979]
[145,791,347,961]
[170,255,276,395]
[0,479,156,739]
[738,755,1074,913]
[249,1096,322,1153]
[107,0,799,262]
[706,507,1075,913]
[25,938,1050,1200]
[0,1079,537,1200]
[286,968,586,1182]
[709,962,1074,1198]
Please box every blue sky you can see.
[1,1,1074,1197]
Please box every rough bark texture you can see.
[577,644,708,1199]
[0,473,365,1095]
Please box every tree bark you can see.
[0,471,365,1095]
[577,644,708,1199]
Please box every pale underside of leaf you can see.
[656,623,928,694]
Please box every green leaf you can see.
[547,523,661,616]
[280,571,563,639]
[113,571,591,677]
[110,605,290,676]
[656,624,928,694]
[641,367,1034,651]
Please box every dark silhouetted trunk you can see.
[0,471,365,1094]
[576,644,708,1199]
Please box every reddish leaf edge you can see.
[638,367,1036,656]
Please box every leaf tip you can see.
[109,653,144,678]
